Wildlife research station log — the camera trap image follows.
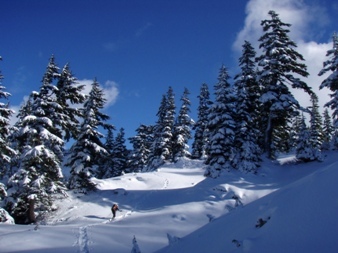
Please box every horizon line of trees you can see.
[0,10,337,224]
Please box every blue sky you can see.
[1,0,337,142]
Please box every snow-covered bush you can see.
[0,208,15,224]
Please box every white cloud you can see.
[233,0,333,113]
[78,79,119,108]
[103,80,119,107]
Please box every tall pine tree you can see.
[66,79,112,192]
[205,65,236,178]
[110,128,129,176]
[233,41,261,172]
[173,88,194,162]
[56,63,86,141]
[129,124,153,171]
[256,10,312,158]
[0,56,16,179]
[309,93,323,159]
[319,33,338,149]
[6,58,67,223]
[319,33,338,129]
[322,109,334,150]
[147,87,176,170]
[191,83,212,159]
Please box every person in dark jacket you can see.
[111,204,119,219]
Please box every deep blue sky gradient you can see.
[1,0,337,142]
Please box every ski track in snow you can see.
[78,226,90,253]
[74,209,133,252]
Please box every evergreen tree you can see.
[147,87,176,170]
[0,56,16,179]
[319,33,338,128]
[5,66,67,223]
[165,86,176,160]
[322,109,334,150]
[34,56,65,161]
[8,96,34,173]
[256,10,312,158]
[147,95,168,171]
[66,79,112,192]
[295,115,313,162]
[205,65,236,178]
[96,127,115,179]
[129,124,153,171]
[191,83,212,159]
[110,128,129,176]
[309,93,323,158]
[289,113,303,150]
[272,121,294,155]
[233,41,261,172]
[296,109,322,162]
[173,88,194,161]
[56,63,86,141]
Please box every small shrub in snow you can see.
[167,233,180,245]
[232,239,241,247]
[0,208,15,224]
[131,235,141,253]
[255,216,271,228]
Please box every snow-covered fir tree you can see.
[147,95,168,171]
[147,87,176,170]
[66,79,112,192]
[55,63,86,141]
[319,33,338,126]
[129,124,153,171]
[296,110,322,162]
[165,86,176,161]
[296,114,313,162]
[9,96,34,159]
[33,56,65,161]
[322,109,334,150]
[5,60,68,223]
[191,83,212,159]
[309,93,323,158]
[256,10,312,159]
[319,33,338,150]
[205,65,236,178]
[272,121,295,155]
[110,128,129,176]
[96,127,115,179]
[233,41,261,172]
[0,56,16,179]
[289,113,303,151]
[173,88,194,162]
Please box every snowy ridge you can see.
[0,156,338,252]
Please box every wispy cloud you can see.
[135,22,153,38]
[233,0,333,112]
[102,42,119,53]
[11,66,29,94]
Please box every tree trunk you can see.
[265,112,273,158]
[28,198,36,223]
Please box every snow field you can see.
[1,156,338,252]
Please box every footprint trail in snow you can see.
[78,226,90,253]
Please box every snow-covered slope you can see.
[0,155,337,253]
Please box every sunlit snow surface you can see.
[1,155,337,253]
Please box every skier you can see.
[111,203,119,219]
